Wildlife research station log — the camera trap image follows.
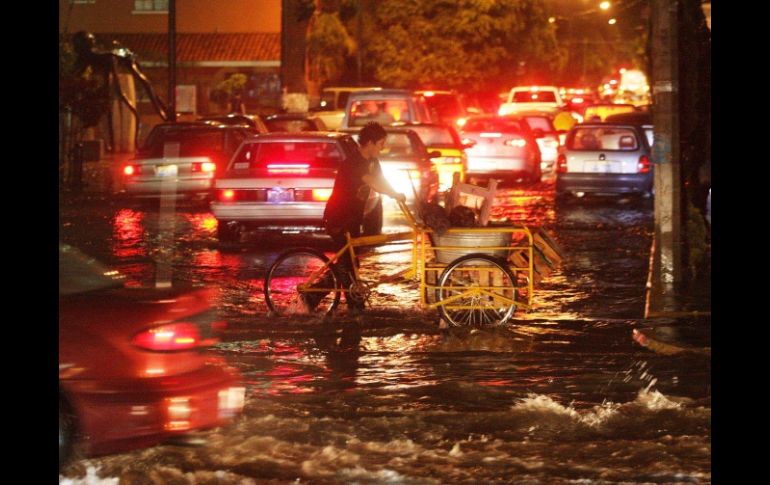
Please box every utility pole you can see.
[168,0,177,122]
[356,0,363,85]
[649,0,682,310]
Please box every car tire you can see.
[362,199,383,236]
[59,396,76,470]
[217,221,241,243]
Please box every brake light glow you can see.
[504,138,527,148]
[132,323,201,351]
[480,133,502,138]
[164,397,192,430]
[219,189,236,201]
[268,164,310,175]
[312,188,333,201]
[638,155,651,173]
[123,165,138,176]
[192,161,216,173]
[422,91,435,97]
[557,154,568,173]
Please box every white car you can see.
[498,86,563,116]
[211,132,383,241]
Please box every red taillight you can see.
[638,155,651,173]
[123,165,139,176]
[312,188,333,201]
[268,164,310,175]
[219,189,236,201]
[557,154,568,173]
[192,161,216,173]
[132,323,201,352]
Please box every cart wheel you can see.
[437,253,517,327]
[264,248,343,317]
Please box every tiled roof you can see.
[92,33,280,63]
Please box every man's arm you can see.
[362,172,405,202]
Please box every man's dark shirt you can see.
[324,149,382,231]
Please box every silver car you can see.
[555,123,653,200]
[121,122,254,200]
[211,132,383,241]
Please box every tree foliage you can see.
[59,36,109,129]
[306,10,355,86]
[362,0,565,92]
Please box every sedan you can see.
[211,132,384,240]
[555,123,653,200]
[460,115,542,183]
[59,244,244,469]
[121,122,255,200]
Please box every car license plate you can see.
[156,164,178,177]
[267,188,294,203]
[585,162,609,173]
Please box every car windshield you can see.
[512,91,557,103]
[524,117,554,133]
[141,128,226,158]
[424,94,464,118]
[60,244,125,296]
[265,118,316,132]
[350,99,411,126]
[229,141,344,171]
[409,125,461,147]
[568,127,640,151]
[464,118,526,133]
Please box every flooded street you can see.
[59,180,710,484]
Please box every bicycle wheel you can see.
[437,253,517,327]
[264,248,343,316]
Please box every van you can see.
[312,86,381,130]
[340,89,434,130]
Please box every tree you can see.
[305,0,355,104]
[210,73,248,113]
[360,0,565,94]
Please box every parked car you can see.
[59,244,244,468]
[517,112,561,175]
[398,122,471,192]
[312,86,382,130]
[415,90,470,128]
[198,113,269,133]
[121,122,255,200]
[211,132,384,240]
[343,127,440,213]
[341,89,434,130]
[460,115,542,183]
[555,122,653,200]
[263,113,328,133]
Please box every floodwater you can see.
[59,181,710,484]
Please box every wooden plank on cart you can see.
[510,250,543,286]
[533,229,564,266]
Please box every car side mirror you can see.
[428,150,442,159]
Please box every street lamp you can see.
[600,1,611,10]
[608,18,617,25]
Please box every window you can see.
[134,0,168,12]
[231,142,344,171]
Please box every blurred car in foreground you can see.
[555,123,653,201]
[402,123,471,192]
[263,113,328,133]
[121,122,254,200]
[460,115,542,184]
[59,244,244,469]
[198,113,269,133]
[211,132,384,240]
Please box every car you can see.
[397,122,471,192]
[263,113,329,133]
[198,113,269,133]
[555,122,653,200]
[312,86,382,130]
[121,122,255,200]
[604,111,654,147]
[343,127,440,214]
[459,114,542,184]
[341,89,434,130]
[517,112,561,175]
[498,86,563,116]
[415,90,470,128]
[211,132,384,240]
[59,244,244,468]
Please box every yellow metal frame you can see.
[295,200,534,313]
